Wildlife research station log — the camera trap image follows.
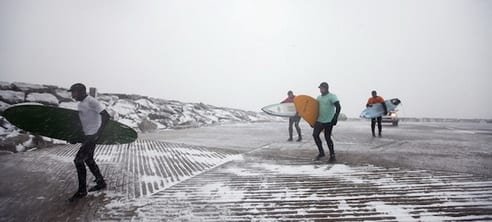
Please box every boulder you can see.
[0,90,25,104]
[26,92,59,105]
[138,118,158,132]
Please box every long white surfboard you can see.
[261,103,297,117]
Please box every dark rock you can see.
[138,118,158,132]
[0,133,30,153]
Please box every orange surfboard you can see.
[294,95,318,127]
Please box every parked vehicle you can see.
[382,111,399,126]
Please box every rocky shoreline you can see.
[0,81,280,153]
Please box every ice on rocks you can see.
[26,93,59,105]
[0,90,25,104]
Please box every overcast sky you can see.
[1,0,491,118]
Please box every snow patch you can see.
[252,163,335,177]
[338,199,351,211]
[368,201,416,221]
[26,93,58,105]
[200,182,246,202]
[15,144,25,152]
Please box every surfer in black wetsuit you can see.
[281,91,302,142]
[313,82,341,162]
[366,90,387,137]
[68,83,110,202]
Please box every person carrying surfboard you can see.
[281,90,302,142]
[68,83,110,202]
[313,82,341,162]
[366,90,387,137]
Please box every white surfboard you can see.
[261,103,297,117]
[360,98,401,119]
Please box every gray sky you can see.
[1,0,491,119]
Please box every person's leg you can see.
[84,142,106,191]
[74,145,89,192]
[70,143,90,201]
[294,116,302,141]
[371,118,376,137]
[377,116,383,136]
[288,117,294,141]
[323,123,335,161]
[312,122,325,159]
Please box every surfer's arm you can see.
[332,101,341,125]
[381,102,388,115]
[95,110,110,137]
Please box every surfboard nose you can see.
[391,98,401,105]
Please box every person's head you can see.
[287,90,294,98]
[318,82,329,95]
[371,90,377,97]
[69,83,87,101]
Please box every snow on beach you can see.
[93,147,492,221]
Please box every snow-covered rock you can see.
[111,100,135,117]
[135,98,159,111]
[0,90,25,104]
[0,82,13,90]
[26,93,59,105]
[54,89,73,102]
[0,101,11,112]
[12,82,49,91]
